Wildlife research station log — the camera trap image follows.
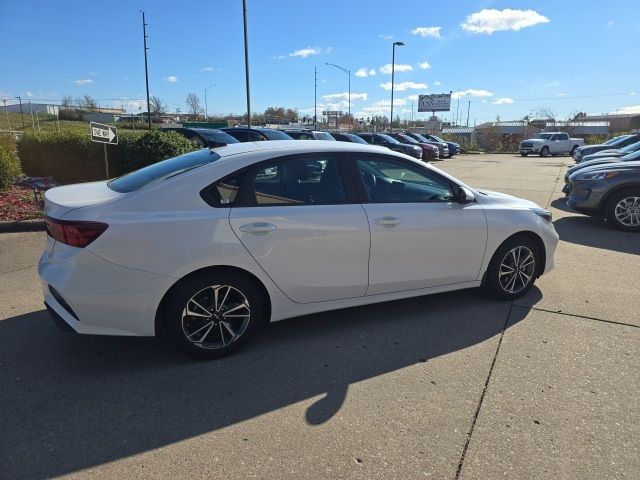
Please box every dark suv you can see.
[354,133,423,159]
[329,132,369,144]
[403,132,449,158]
[159,128,239,148]
[221,127,293,142]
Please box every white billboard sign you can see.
[418,94,451,112]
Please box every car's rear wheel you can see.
[606,190,640,232]
[165,271,265,358]
[484,235,540,300]
[520,152,528,157]
[570,145,578,157]
[539,147,550,157]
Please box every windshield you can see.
[198,130,239,144]
[622,150,640,161]
[108,150,220,193]
[378,134,400,144]
[345,133,368,144]
[537,134,553,140]
[430,135,445,142]
[620,140,640,153]
[396,134,418,144]
[314,132,336,141]
[412,133,429,142]
[604,135,628,145]
[262,129,293,140]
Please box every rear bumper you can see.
[39,245,173,336]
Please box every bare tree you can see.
[185,93,202,117]
[75,95,97,111]
[149,96,166,114]
[61,95,73,109]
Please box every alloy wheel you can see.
[498,246,536,294]
[181,285,251,350]
[614,196,640,227]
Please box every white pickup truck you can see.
[519,132,585,157]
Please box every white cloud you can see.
[322,92,368,102]
[418,61,431,70]
[629,92,637,96]
[434,80,442,86]
[613,105,640,114]
[558,93,567,97]
[379,63,413,74]
[355,68,376,77]
[492,97,514,105]
[360,98,409,116]
[201,67,214,72]
[452,89,493,99]
[608,20,614,27]
[380,81,427,91]
[165,75,178,83]
[73,79,94,85]
[405,94,419,101]
[25,91,34,97]
[287,47,330,58]
[379,34,394,40]
[461,9,549,34]
[411,26,442,38]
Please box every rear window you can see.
[313,132,336,141]
[345,134,368,144]
[108,150,220,193]
[199,130,239,145]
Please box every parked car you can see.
[386,132,439,161]
[573,134,640,162]
[423,134,460,157]
[220,127,293,142]
[355,132,423,159]
[566,160,640,231]
[519,132,584,157]
[159,128,240,148]
[580,140,640,163]
[563,149,640,194]
[403,131,449,158]
[329,132,369,144]
[282,129,336,141]
[40,140,558,358]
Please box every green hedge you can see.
[0,144,22,191]
[17,130,198,184]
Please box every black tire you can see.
[520,153,528,157]
[570,145,578,157]
[539,146,550,157]
[605,189,640,232]
[164,271,265,359]
[484,235,541,300]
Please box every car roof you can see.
[211,139,392,158]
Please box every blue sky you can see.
[2,0,639,123]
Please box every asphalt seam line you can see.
[513,304,640,329]
[0,264,37,275]
[454,302,513,480]
[545,156,571,209]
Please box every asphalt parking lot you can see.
[0,153,638,480]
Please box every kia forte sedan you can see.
[40,141,558,358]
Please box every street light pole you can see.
[325,62,351,129]
[141,11,152,130]
[204,85,215,120]
[242,0,252,128]
[314,66,317,130]
[14,96,25,128]
[390,41,404,131]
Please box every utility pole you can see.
[14,96,25,128]
[466,100,470,127]
[141,11,152,129]
[29,100,34,129]
[314,66,317,130]
[325,63,351,129]
[455,89,461,125]
[204,85,215,120]
[390,41,405,131]
[242,0,252,128]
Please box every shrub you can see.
[0,144,22,191]
[17,130,197,184]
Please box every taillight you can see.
[45,216,108,248]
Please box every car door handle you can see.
[239,222,278,235]
[373,216,401,227]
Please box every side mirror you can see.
[456,186,475,204]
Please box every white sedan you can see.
[39,141,558,358]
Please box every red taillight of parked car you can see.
[45,216,108,248]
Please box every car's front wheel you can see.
[539,146,550,157]
[165,271,265,358]
[484,235,540,300]
[606,190,640,232]
[520,152,528,157]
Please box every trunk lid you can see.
[44,181,123,219]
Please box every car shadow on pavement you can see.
[551,213,640,256]
[0,288,540,479]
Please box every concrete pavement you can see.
[0,154,638,479]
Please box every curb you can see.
[0,219,45,233]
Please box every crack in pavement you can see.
[513,304,640,329]
[0,264,37,275]
[454,302,514,480]
[545,156,572,209]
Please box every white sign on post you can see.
[418,94,452,112]
[90,122,118,145]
